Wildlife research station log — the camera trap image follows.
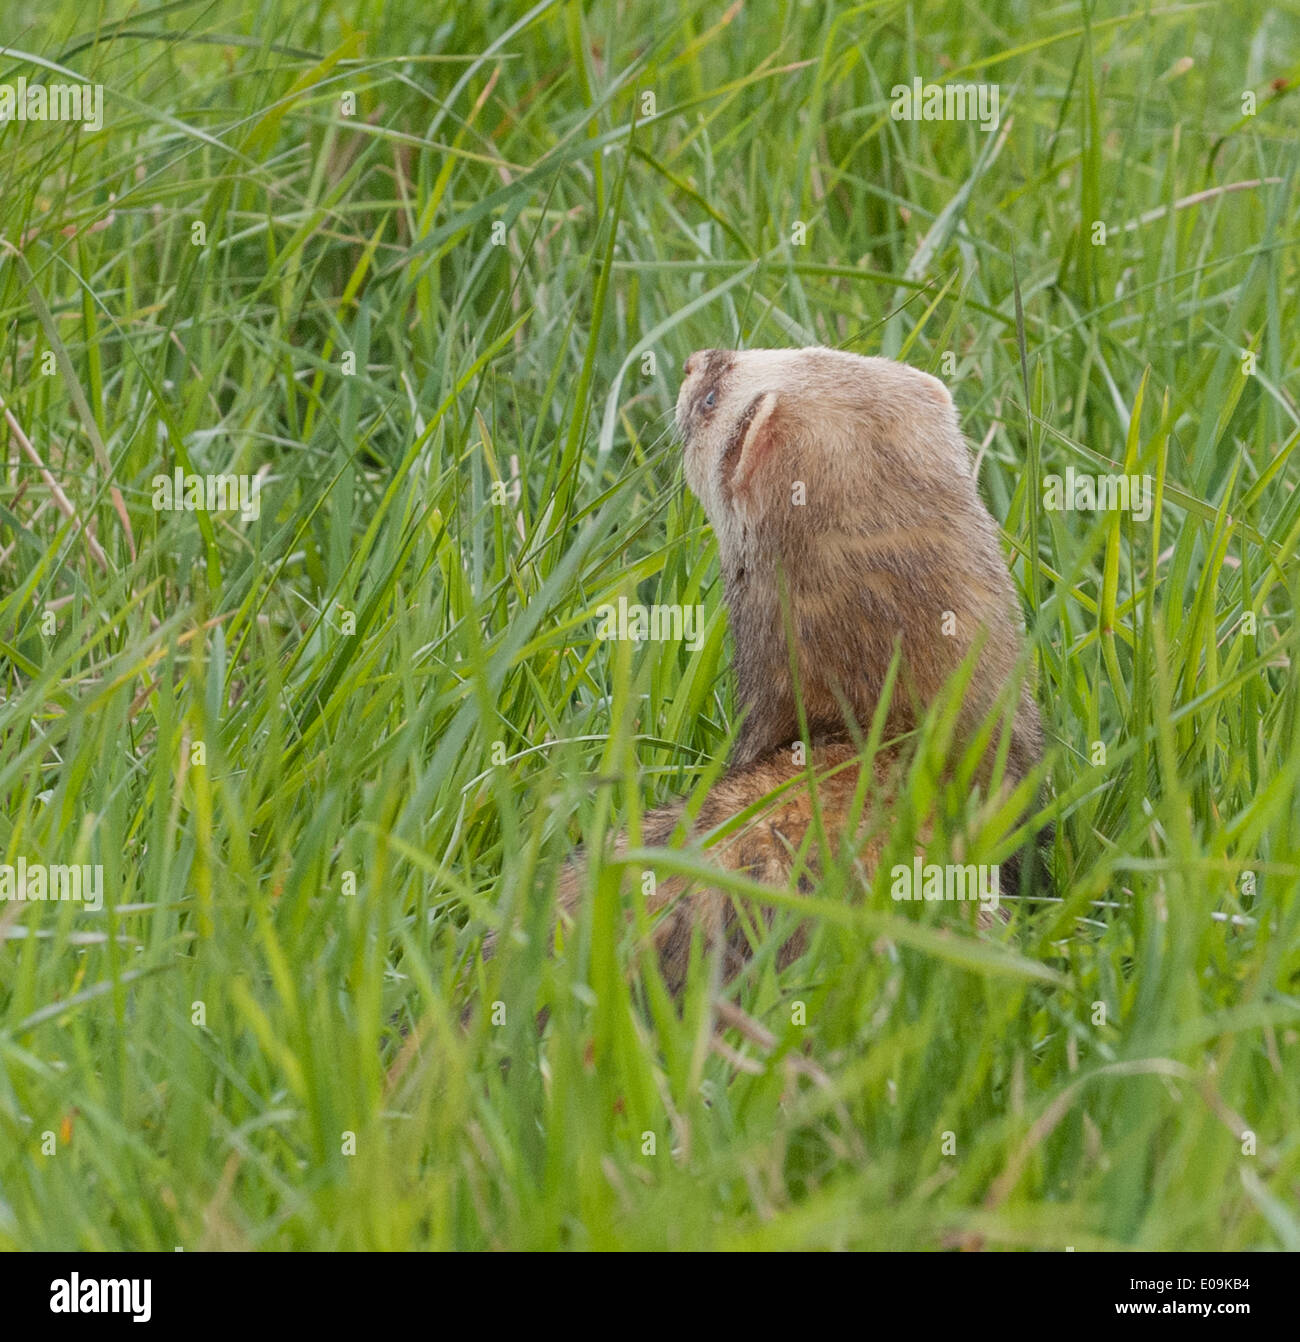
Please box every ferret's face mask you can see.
[678,349,784,512]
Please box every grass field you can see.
[1,0,1299,1251]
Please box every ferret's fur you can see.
[679,347,1041,781]
[484,347,1044,997]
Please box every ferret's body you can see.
[495,348,1044,994]
[551,741,908,996]
[677,347,1041,781]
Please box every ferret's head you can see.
[676,346,966,556]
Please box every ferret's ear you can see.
[723,391,781,494]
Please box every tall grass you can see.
[0,0,1298,1249]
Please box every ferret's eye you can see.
[703,389,717,409]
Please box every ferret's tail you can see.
[464,801,692,1022]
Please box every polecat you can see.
[486,347,1045,998]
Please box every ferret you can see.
[484,347,1045,998]
[677,347,1041,780]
